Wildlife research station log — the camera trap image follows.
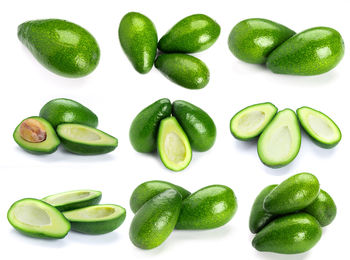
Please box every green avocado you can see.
[18,19,100,78]
[13,116,60,154]
[267,27,345,75]
[39,98,98,129]
[264,172,320,215]
[172,100,216,151]
[252,213,322,254]
[130,180,191,213]
[176,185,237,230]
[228,18,295,64]
[158,14,220,53]
[129,98,172,153]
[155,54,210,89]
[130,189,182,249]
[119,12,158,74]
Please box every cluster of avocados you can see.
[130,98,216,171]
[7,189,126,238]
[230,103,341,168]
[13,98,118,155]
[129,180,237,249]
[119,12,220,89]
[250,172,336,254]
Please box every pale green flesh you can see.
[14,204,51,226]
[63,205,124,222]
[43,190,100,206]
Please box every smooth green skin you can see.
[39,98,98,129]
[130,189,182,249]
[249,185,278,234]
[13,116,60,154]
[176,185,237,230]
[119,12,158,74]
[18,19,100,78]
[304,189,337,227]
[228,18,295,64]
[264,173,320,215]
[172,100,216,151]
[267,27,345,75]
[252,213,322,254]
[158,14,220,53]
[155,54,209,89]
[130,180,191,213]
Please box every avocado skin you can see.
[158,14,220,53]
[252,213,322,254]
[176,185,237,230]
[18,19,100,78]
[267,27,344,75]
[129,98,172,153]
[119,12,158,74]
[172,100,216,151]
[130,180,191,213]
[130,189,182,249]
[155,54,209,89]
[264,173,320,215]
[228,18,295,64]
[49,195,102,212]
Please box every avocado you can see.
[257,109,301,168]
[157,117,192,171]
[63,204,126,235]
[155,54,210,89]
[129,98,172,153]
[56,123,118,155]
[130,180,191,213]
[43,190,102,212]
[158,14,220,53]
[13,116,60,154]
[7,198,70,239]
[119,12,158,74]
[39,98,98,129]
[228,18,295,64]
[230,102,278,141]
[297,106,341,148]
[267,27,344,75]
[263,172,320,214]
[130,189,182,249]
[252,213,322,254]
[176,185,237,229]
[172,100,216,151]
[18,19,100,77]
[304,189,337,227]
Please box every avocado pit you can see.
[19,118,47,143]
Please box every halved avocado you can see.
[257,109,301,168]
[7,198,70,239]
[43,190,102,211]
[297,106,341,148]
[63,204,126,234]
[157,117,192,171]
[56,123,118,155]
[13,116,60,154]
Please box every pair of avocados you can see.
[129,98,216,171]
[129,180,237,249]
[119,12,220,89]
[230,103,341,168]
[8,189,126,238]
[13,98,118,155]
[250,172,336,254]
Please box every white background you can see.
[0,0,349,259]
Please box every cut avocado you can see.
[56,123,118,155]
[230,103,278,140]
[43,190,102,212]
[297,106,341,148]
[63,204,126,234]
[257,109,301,168]
[7,198,70,239]
[157,117,192,171]
[13,116,60,154]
